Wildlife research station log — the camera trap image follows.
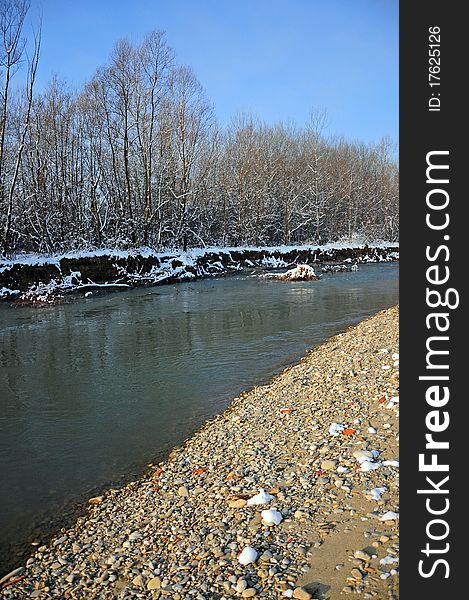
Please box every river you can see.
[0,263,398,571]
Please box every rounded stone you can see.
[147,577,162,590]
[292,587,313,599]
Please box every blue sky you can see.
[26,0,398,144]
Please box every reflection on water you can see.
[0,264,398,568]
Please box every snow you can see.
[0,287,20,297]
[1,242,399,269]
[275,264,318,281]
[0,242,399,300]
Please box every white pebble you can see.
[380,511,399,521]
[369,487,387,500]
[360,461,380,472]
[329,422,345,435]
[247,489,274,505]
[238,546,258,565]
[380,555,399,565]
[261,509,283,525]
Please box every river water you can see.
[0,263,398,570]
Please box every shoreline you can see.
[1,306,399,599]
[0,244,398,304]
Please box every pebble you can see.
[352,450,374,461]
[88,496,104,505]
[147,577,161,590]
[351,568,363,579]
[354,549,372,562]
[292,587,312,599]
[132,575,145,588]
[236,579,248,592]
[228,498,247,508]
[238,547,258,565]
[261,509,283,525]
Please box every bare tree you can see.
[0,17,398,255]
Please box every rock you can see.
[53,535,67,546]
[320,459,336,471]
[246,489,274,505]
[236,579,248,592]
[354,549,372,562]
[351,568,363,579]
[132,574,145,588]
[228,498,247,508]
[261,509,283,525]
[65,574,78,583]
[380,535,390,543]
[178,486,189,497]
[147,577,162,590]
[248,514,262,529]
[88,496,104,505]
[242,588,258,598]
[238,547,258,565]
[352,450,373,461]
[380,511,398,521]
[128,531,143,541]
[292,587,313,599]
[260,550,273,562]
[294,510,308,520]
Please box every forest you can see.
[1,0,398,257]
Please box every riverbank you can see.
[0,305,399,599]
[0,243,398,303]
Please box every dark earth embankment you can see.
[0,244,398,304]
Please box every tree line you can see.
[1,0,398,257]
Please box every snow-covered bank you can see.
[0,243,398,303]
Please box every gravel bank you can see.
[1,306,399,600]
